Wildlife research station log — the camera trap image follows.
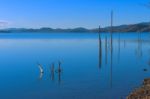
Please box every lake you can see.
[0,32,150,99]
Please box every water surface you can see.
[0,32,150,99]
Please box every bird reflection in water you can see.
[39,72,43,79]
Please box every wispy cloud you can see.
[0,20,10,26]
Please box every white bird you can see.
[37,63,44,73]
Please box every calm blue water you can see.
[0,32,150,99]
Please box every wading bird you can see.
[37,63,44,73]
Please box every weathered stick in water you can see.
[110,10,113,88]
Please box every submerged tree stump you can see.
[127,78,150,99]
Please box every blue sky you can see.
[0,0,149,29]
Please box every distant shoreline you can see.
[0,22,150,33]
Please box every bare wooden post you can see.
[110,10,113,51]
[110,10,113,88]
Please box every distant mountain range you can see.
[0,22,150,33]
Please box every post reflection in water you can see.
[98,26,102,69]
[58,61,62,84]
[137,32,143,59]
[50,61,63,84]
[118,32,121,63]
[58,70,61,84]
[124,40,126,48]
[105,34,108,65]
[50,63,55,81]
[39,72,44,80]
